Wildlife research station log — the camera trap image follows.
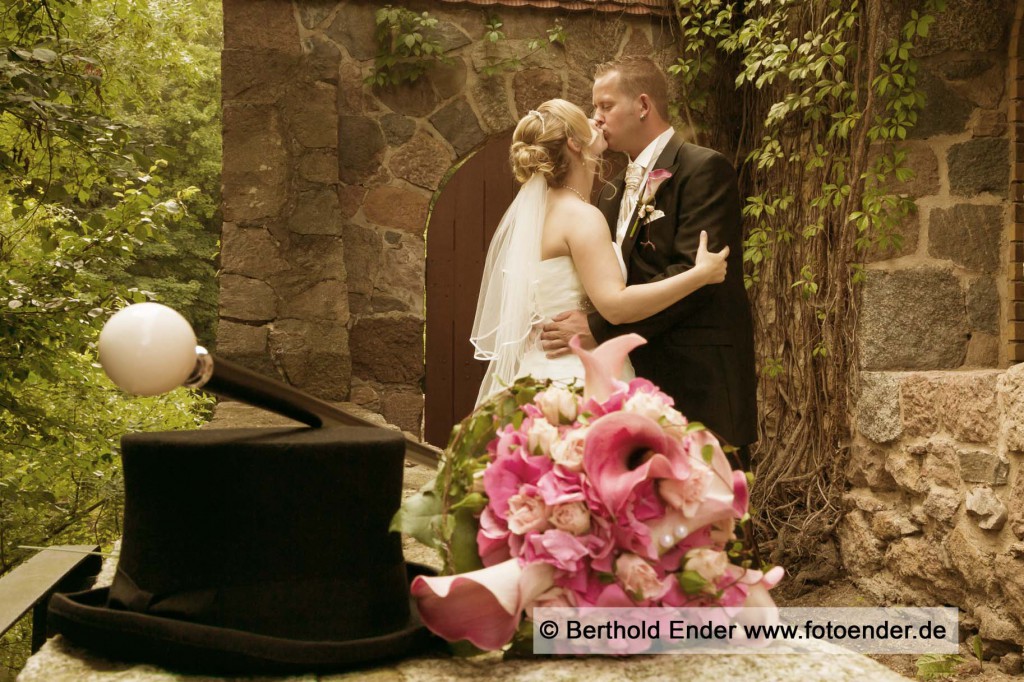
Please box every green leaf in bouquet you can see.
[450,491,487,514]
[684,421,707,433]
[389,480,443,550]
[678,569,709,595]
[449,507,485,574]
[701,444,714,464]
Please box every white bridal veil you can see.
[470,173,547,405]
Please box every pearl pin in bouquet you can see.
[393,334,783,651]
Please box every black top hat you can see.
[48,426,439,673]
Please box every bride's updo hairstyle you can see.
[510,99,598,186]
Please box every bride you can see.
[471,99,729,404]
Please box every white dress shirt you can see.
[616,127,676,247]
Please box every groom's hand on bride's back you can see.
[541,310,596,358]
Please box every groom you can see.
[540,56,758,465]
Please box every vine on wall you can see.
[670,0,945,579]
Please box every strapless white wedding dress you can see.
[516,255,635,386]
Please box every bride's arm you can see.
[566,205,727,325]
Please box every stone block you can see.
[343,223,383,298]
[338,116,386,184]
[856,373,902,443]
[937,58,996,81]
[221,224,289,278]
[920,441,961,489]
[922,485,961,522]
[566,71,595,112]
[859,268,968,370]
[1007,466,1024,539]
[222,105,289,222]
[374,233,425,316]
[426,18,471,54]
[1000,653,1024,675]
[288,188,343,236]
[848,445,899,491]
[513,68,564,119]
[918,0,1011,55]
[898,142,940,197]
[973,110,1008,138]
[864,210,920,263]
[381,390,424,434]
[299,149,340,184]
[836,510,885,576]
[381,114,417,145]
[350,315,425,384]
[220,274,277,322]
[928,204,1003,273]
[964,333,999,367]
[429,59,468,100]
[871,510,918,541]
[999,363,1024,452]
[299,1,337,30]
[326,2,378,60]
[948,138,1009,198]
[300,33,342,84]
[943,372,998,444]
[966,276,999,334]
[362,186,429,234]
[908,70,974,139]
[885,446,924,493]
[215,320,273,376]
[958,450,1008,485]
[563,16,626,71]
[388,133,453,190]
[221,49,296,104]
[901,374,941,437]
[995,544,1024,622]
[471,76,516,135]
[886,536,963,602]
[282,234,346,282]
[375,78,442,118]
[223,0,300,53]
[621,26,653,57]
[288,279,349,323]
[349,379,381,411]
[284,81,338,149]
[267,319,350,401]
[945,523,995,593]
[950,60,1006,111]
[338,61,371,114]
[430,98,487,156]
[337,184,367,221]
[967,486,1007,530]
[975,605,1024,645]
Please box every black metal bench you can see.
[0,546,102,652]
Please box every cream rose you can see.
[658,459,713,517]
[535,386,579,424]
[623,391,670,423]
[550,429,586,472]
[685,547,730,584]
[507,491,549,535]
[549,501,591,535]
[527,417,560,455]
[615,553,669,602]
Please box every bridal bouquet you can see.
[392,334,783,651]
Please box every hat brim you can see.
[47,563,441,674]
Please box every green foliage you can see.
[915,653,965,679]
[1,0,220,674]
[478,15,565,77]
[391,376,552,574]
[668,0,946,565]
[365,5,453,87]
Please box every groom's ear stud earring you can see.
[640,114,647,121]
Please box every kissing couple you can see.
[471,56,758,466]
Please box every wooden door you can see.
[424,132,516,448]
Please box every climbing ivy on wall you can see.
[669,0,946,574]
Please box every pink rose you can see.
[507,489,550,535]
[685,547,730,584]
[658,459,713,517]
[525,585,577,620]
[535,386,579,424]
[550,429,586,471]
[615,553,670,602]
[550,501,591,535]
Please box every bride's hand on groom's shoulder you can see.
[695,230,729,285]
[541,310,595,358]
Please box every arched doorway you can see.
[424,132,515,447]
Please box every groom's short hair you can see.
[594,57,670,121]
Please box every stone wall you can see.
[845,0,1024,649]
[218,0,671,433]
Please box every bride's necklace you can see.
[561,185,588,204]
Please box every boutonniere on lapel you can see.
[628,169,672,251]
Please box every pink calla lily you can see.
[411,559,555,650]
[582,412,690,518]
[569,333,646,403]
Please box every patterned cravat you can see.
[624,161,644,195]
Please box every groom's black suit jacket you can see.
[589,132,758,447]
